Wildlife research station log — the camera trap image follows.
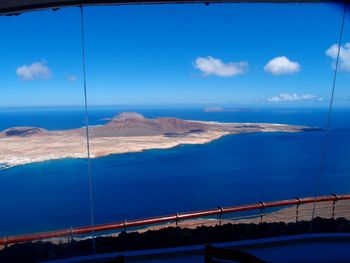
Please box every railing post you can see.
[259,201,265,224]
[175,213,179,227]
[218,206,224,226]
[3,236,8,248]
[123,219,127,232]
[69,226,73,242]
[332,194,338,219]
[295,197,301,222]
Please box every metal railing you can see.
[1,194,349,247]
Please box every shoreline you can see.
[0,130,228,170]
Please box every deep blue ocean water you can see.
[0,107,349,236]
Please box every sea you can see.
[0,107,349,236]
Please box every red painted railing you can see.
[1,194,349,246]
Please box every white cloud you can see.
[16,61,51,81]
[67,75,77,82]
[264,56,300,75]
[267,93,322,103]
[194,56,247,77]
[325,42,350,71]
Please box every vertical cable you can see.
[80,4,96,253]
[310,3,347,230]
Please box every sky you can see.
[0,3,349,108]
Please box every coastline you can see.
[0,130,228,169]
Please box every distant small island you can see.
[0,112,321,169]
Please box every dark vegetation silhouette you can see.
[1,217,350,263]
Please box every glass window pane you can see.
[0,8,92,239]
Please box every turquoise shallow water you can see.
[0,107,349,235]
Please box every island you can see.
[0,112,320,169]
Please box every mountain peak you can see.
[114,112,145,120]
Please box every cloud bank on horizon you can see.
[16,61,51,81]
[267,93,323,103]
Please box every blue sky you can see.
[0,3,349,108]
